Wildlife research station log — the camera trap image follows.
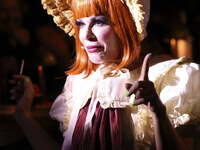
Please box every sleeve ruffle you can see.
[49,58,200,146]
[153,58,200,128]
[130,105,154,148]
[93,64,132,109]
[49,75,74,133]
[131,57,200,147]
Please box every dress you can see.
[49,56,200,150]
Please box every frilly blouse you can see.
[49,56,200,150]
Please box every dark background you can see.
[0,0,200,104]
[0,0,199,150]
[148,0,200,63]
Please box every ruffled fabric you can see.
[41,0,75,36]
[150,57,200,128]
[49,56,200,149]
[49,75,74,133]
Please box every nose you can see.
[85,26,96,41]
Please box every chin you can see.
[91,60,105,65]
[89,57,107,65]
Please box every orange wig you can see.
[66,0,141,77]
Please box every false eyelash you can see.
[93,18,108,25]
[75,20,84,27]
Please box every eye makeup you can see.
[75,15,109,28]
[75,19,84,27]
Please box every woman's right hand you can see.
[9,75,35,119]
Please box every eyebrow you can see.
[77,15,107,21]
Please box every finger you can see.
[139,53,152,81]
[134,95,155,106]
[9,75,25,86]
[11,92,21,100]
[13,74,27,81]
[13,75,32,86]
[135,88,154,99]
[127,81,153,96]
[8,79,17,84]
[9,87,17,94]
[134,98,146,105]
[125,83,133,96]
[20,77,35,99]
[10,84,24,97]
[10,89,21,100]
[126,82,138,96]
[125,83,132,90]
[10,84,23,92]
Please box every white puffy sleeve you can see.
[49,75,74,133]
[151,57,200,128]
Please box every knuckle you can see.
[133,81,140,87]
[149,81,154,86]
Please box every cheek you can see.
[79,31,84,44]
[93,26,114,42]
[98,29,113,42]
[100,29,119,51]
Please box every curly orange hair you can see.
[66,0,141,77]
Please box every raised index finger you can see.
[139,53,152,81]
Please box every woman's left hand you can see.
[9,75,35,118]
[126,53,166,114]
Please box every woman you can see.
[10,0,200,150]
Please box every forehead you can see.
[78,15,96,21]
[77,15,107,21]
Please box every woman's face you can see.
[76,15,120,64]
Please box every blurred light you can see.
[177,38,193,59]
[170,38,177,57]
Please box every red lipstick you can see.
[86,45,103,53]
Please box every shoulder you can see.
[149,56,200,83]
[63,73,86,89]
[149,55,200,107]
[149,56,200,127]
